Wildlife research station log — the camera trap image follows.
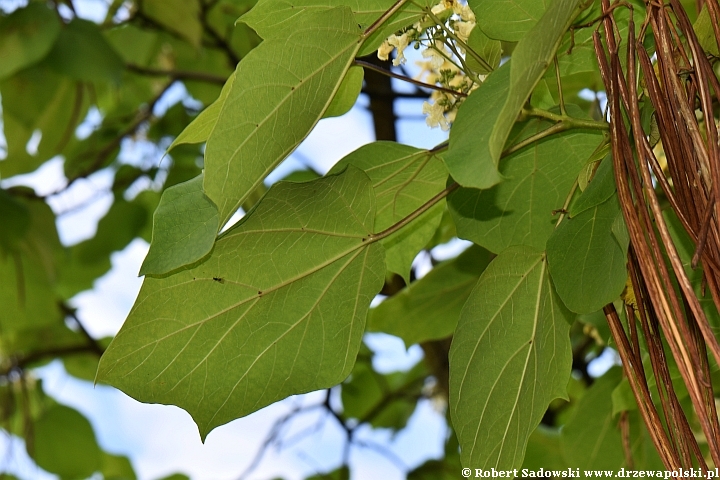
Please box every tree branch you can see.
[355,60,467,97]
[126,64,227,85]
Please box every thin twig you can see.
[354,60,467,97]
[126,64,227,85]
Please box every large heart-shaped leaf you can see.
[98,167,385,439]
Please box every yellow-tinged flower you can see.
[431,2,448,15]
[453,3,475,22]
[377,40,393,61]
[455,20,475,42]
[422,43,447,70]
[388,33,410,66]
[423,101,450,130]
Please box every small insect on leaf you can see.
[213,277,225,284]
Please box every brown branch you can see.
[355,60,468,98]
[126,64,227,85]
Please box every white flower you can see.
[377,40,393,61]
[388,33,410,66]
[422,101,450,131]
[431,3,447,15]
[455,20,475,42]
[453,3,475,22]
[422,44,446,70]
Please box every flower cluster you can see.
[376,0,483,131]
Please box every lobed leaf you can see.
[204,7,363,225]
[139,174,219,277]
[97,167,385,439]
[449,246,572,469]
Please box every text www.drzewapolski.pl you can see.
[461,468,720,479]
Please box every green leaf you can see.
[341,357,426,430]
[560,368,625,469]
[487,0,585,170]
[45,19,124,83]
[324,66,363,118]
[466,27,502,75]
[331,141,449,281]
[449,0,591,187]
[694,5,720,56]
[368,245,492,346]
[63,337,113,383]
[555,2,644,78]
[97,167,385,439]
[0,3,60,80]
[449,246,573,469]
[1,65,90,177]
[140,175,219,277]
[169,72,236,151]
[101,452,137,480]
[442,61,509,190]
[239,0,426,57]
[204,7,363,225]
[449,107,603,253]
[75,198,148,264]
[0,189,30,252]
[0,196,63,333]
[611,378,637,416]
[104,24,159,66]
[470,0,548,42]
[141,0,203,48]
[30,404,102,480]
[155,475,190,480]
[547,194,628,314]
[570,155,615,217]
[522,426,568,470]
[306,466,350,480]
[664,209,720,328]
[381,202,445,281]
